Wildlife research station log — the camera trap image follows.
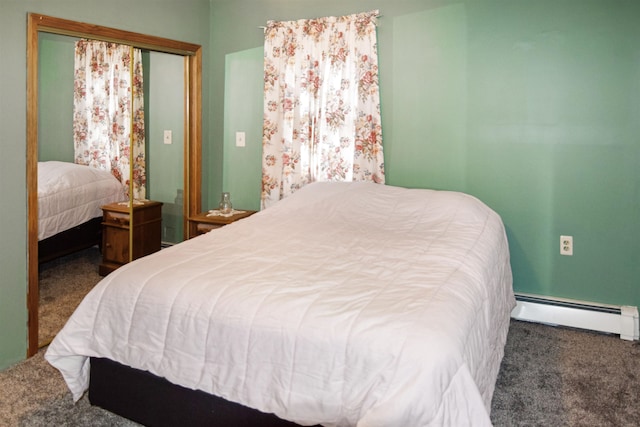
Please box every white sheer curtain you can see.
[261,10,385,209]
[73,39,146,200]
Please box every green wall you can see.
[213,0,639,311]
[38,34,76,162]
[146,51,185,243]
[2,0,638,371]
[0,0,210,370]
[222,47,264,211]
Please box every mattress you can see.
[46,182,515,426]
[38,161,125,241]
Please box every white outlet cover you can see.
[560,235,573,256]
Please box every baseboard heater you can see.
[511,293,639,341]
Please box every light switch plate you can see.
[164,130,172,145]
[235,131,246,147]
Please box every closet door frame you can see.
[26,13,202,357]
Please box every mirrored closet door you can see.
[27,13,202,356]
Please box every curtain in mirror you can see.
[73,40,146,200]
[261,10,385,209]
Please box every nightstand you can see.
[99,200,163,276]
[188,210,257,238]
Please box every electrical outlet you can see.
[560,235,573,256]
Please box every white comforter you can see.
[38,161,125,241]
[46,182,515,426]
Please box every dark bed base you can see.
[38,217,102,264]
[89,357,314,427]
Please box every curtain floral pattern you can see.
[73,40,146,200]
[261,10,385,209]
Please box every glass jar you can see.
[219,192,232,214]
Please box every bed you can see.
[45,182,515,426]
[38,161,126,263]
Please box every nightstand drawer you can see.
[188,210,257,239]
[196,222,223,235]
[103,210,130,227]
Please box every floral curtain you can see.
[73,40,146,200]
[261,10,385,209]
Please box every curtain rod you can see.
[258,14,382,31]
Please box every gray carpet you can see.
[2,248,639,425]
[38,246,102,347]
[0,346,139,426]
[492,319,640,426]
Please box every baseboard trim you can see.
[511,293,639,341]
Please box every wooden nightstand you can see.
[99,200,163,276]
[188,210,257,238]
